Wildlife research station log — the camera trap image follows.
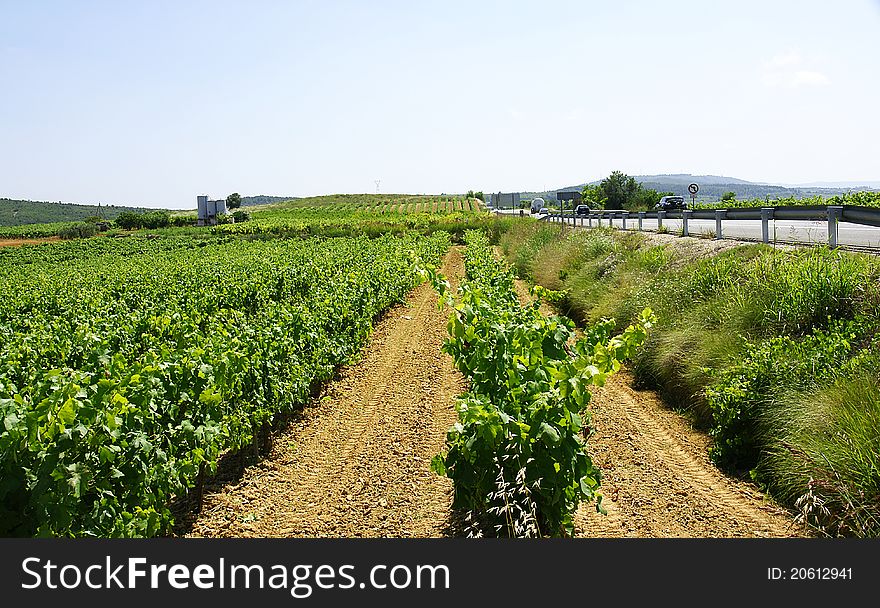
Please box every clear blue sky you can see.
[2,0,878,209]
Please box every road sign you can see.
[556,191,582,201]
[688,183,699,207]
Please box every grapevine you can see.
[424,231,655,537]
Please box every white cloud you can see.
[761,50,830,88]
[791,70,830,86]
[766,50,802,68]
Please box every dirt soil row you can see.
[573,372,801,537]
[0,237,60,248]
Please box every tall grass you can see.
[759,371,880,537]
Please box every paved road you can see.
[491,208,880,249]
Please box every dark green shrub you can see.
[114,211,171,230]
[171,214,196,227]
[139,211,171,229]
[114,211,141,230]
[57,222,98,240]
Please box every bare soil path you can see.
[0,237,60,248]
[189,247,466,537]
[574,372,801,537]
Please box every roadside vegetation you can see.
[499,221,880,537]
[693,190,880,209]
[575,172,880,211]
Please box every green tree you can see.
[721,191,736,202]
[580,184,608,209]
[582,172,672,211]
[114,211,141,230]
[599,171,641,209]
[633,189,673,210]
[140,210,171,229]
[226,192,242,210]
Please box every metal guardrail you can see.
[533,205,880,248]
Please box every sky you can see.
[1,0,879,209]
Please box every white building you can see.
[197,195,227,226]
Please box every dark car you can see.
[575,204,591,215]
[654,195,687,210]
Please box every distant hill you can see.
[550,174,879,202]
[632,174,755,186]
[789,180,880,189]
[0,198,153,227]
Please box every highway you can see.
[492,208,880,250]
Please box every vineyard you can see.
[216,194,490,239]
[2,191,873,539]
[260,194,484,213]
[0,231,449,536]
[0,194,487,241]
[0,221,80,240]
[500,222,880,537]
[0,203,658,539]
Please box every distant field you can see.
[265,193,484,213]
[216,193,493,239]
[0,194,492,240]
